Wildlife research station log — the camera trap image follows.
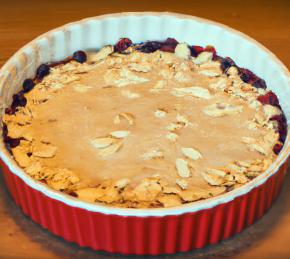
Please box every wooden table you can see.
[0,0,289,258]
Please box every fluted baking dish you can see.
[0,12,289,255]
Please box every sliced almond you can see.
[166,132,179,142]
[193,52,213,65]
[154,109,167,118]
[128,62,151,72]
[141,149,164,160]
[176,179,188,190]
[203,172,225,186]
[150,80,165,93]
[263,105,281,119]
[110,130,130,138]
[121,90,140,99]
[73,83,92,93]
[172,86,211,99]
[87,45,114,63]
[175,158,191,178]
[174,43,191,59]
[203,103,243,117]
[166,123,183,132]
[203,168,226,186]
[91,137,117,149]
[176,114,191,127]
[114,112,135,125]
[242,137,256,144]
[181,147,202,160]
[98,141,123,158]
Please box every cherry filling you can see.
[114,38,133,52]
[257,91,280,106]
[159,38,179,52]
[190,46,204,57]
[220,57,236,72]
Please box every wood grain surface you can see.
[0,0,289,258]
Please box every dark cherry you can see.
[257,91,279,106]
[205,45,216,54]
[4,135,21,148]
[72,50,87,63]
[11,91,27,108]
[269,114,287,143]
[114,38,132,52]
[220,57,236,71]
[5,107,15,115]
[69,192,78,197]
[190,45,204,57]
[253,78,267,89]
[238,68,258,84]
[159,38,179,52]
[273,143,283,155]
[137,41,162,53]
[36,64,50,80]
[23,79,35,93]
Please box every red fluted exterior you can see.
[0,159,288,255]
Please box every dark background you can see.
[0,0,289,258]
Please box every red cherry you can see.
[114,38,132,52]
[273,143,283,155]
[257,91,279,106]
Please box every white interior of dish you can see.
[0,12,289,217]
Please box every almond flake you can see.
[150,80,165,93]
[174,43,191,59]
[97,141,123,158]
[203,172,225,186]
[154,109,167,118]
[114,113,135,125]
[166,123,183,132]
[172,86,211,99]
[110,130,130,138]
[141,149,164,160]
[193,52,213,65]
[199,70,221,77]
[91,137,117,149]
[166,132,178,142]
[263,105,281,119]
[203,103,243,117]
[176,158,191,178]
[181,147,202,160]
[209,78,227,90]
[206,168,226,177]
[176,179,188,189]
[121,90,140,99]
[249,143,267,155]
[87,45,114,63]
[128,62,151,72]
[176,114,191,127]
[73,83,92,93]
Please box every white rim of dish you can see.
[0,12,289,217]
